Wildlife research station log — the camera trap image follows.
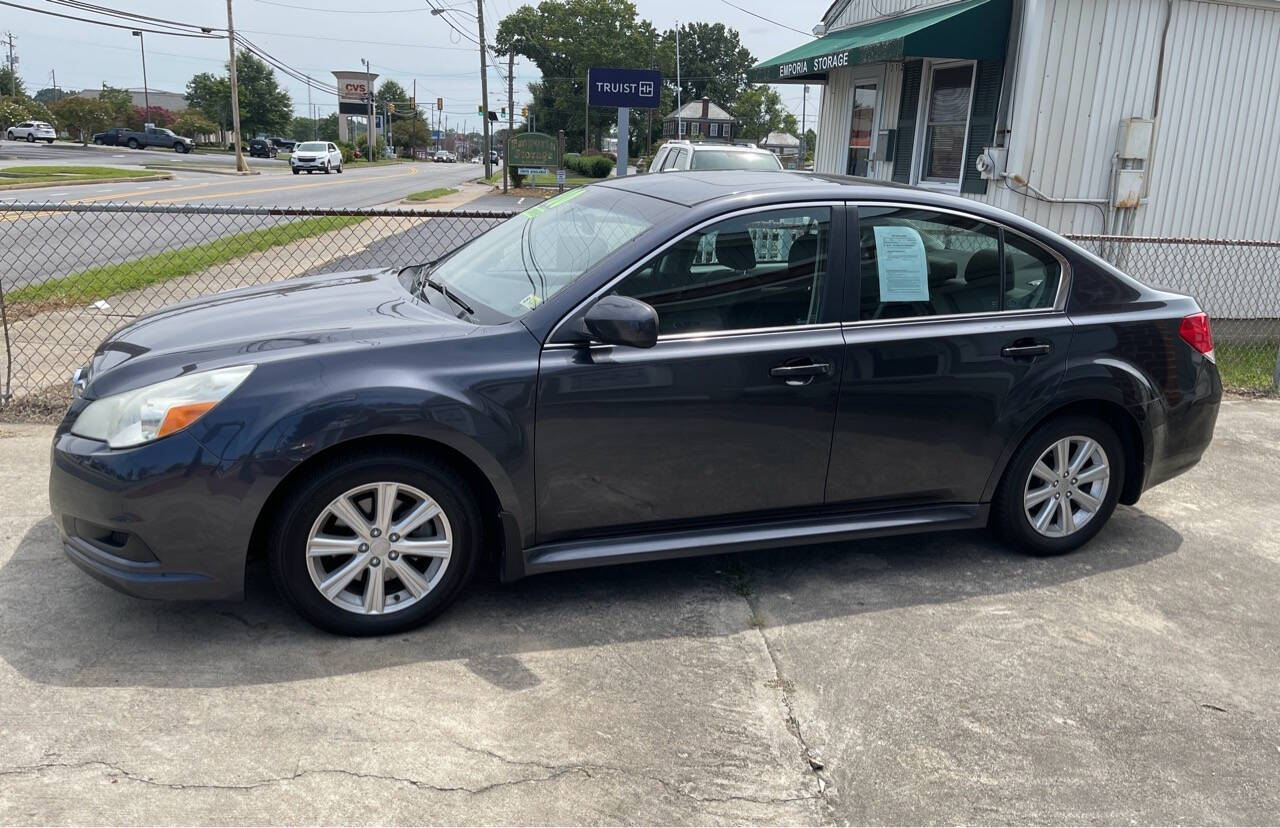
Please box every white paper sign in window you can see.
[873,225,929,302]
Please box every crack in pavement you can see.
[724,563,837,820]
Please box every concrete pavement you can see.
[0,399,1276,824]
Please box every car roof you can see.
[594,171,1067,242]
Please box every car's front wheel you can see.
[993,416,1124,556]
[269,452,481,635]
[26,133,34,143]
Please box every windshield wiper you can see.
[422,275,476,316]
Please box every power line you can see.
[718,0,813,37]
[252,0,432,12]
[236,27,478,50]
[0,0,222,37]
[44,0,221,33]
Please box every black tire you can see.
[992,415,1125,556]
[47,138,55,144]
[175,143,188,153]
[336,164,342,174]
[5,131,12,140]
[94,138,103,145]
[26,133,34,143]
[324,162,331,174]
[268,451,482,636]
[292,168,300,174]
[127,138,139,149]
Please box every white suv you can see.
[6,121,57,143]
[646,141,783,174]
[291,141,344,174]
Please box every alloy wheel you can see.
[1023,436,1110,538]
[305,481,453,615]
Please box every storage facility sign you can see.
[508,132,559,168]
[587,68,661,109]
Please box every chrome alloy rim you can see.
[306,482,453,615]
[1023,436,1110,538]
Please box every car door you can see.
[825,202,1073,508]
[328,143,340,165]
[535,203,847,543]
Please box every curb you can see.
[0,173,174,192]
[143,164,260,176]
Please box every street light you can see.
[131,30,150,121]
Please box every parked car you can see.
[112,126,195,153]
[248,138,278,159]
[91,128,130,146]
[50,172,1221,635]
[432,150,456,163]
[290,140,343,174]
[268,136,297,152]
[6,121,56,143]
[647,140,783,173]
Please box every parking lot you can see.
[0,398,1275,825]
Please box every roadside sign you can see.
[518,167,548,176]
[556,168,566,186]
[508,132,559,168]
[587,68,661,109]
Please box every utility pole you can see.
[131,31,150,120]
[675,24,682,137]
[362,57,375,161]
[504,50,513,193]
[225,0,248,172]
[412,78,417,160]
[3,32,16,98]
[307,81,313,139]
[477,0,492,180]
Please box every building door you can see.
[847,82,878,177]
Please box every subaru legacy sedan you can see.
[50,172,1220,635]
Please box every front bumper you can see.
[291,158,329,169]
[49,429,257,601]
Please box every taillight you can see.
[1179,312,1214,357]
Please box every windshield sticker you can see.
[873,225,929,303]
[519,293,542,310]
[523,186,588,219]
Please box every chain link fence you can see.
[0,204,1276,419]
[1066,233,1280,394]
[0,203,510,418]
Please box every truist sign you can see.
[586,68,662,109]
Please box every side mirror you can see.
[583,295,658,349]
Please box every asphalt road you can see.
[0,399,1276,824]
[0,139,283,170]
[0,144,487,288]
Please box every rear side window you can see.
[857,206,1061,320]
[662,149,684,171]
[649,148,668,172]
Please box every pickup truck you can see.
[92,126,194,153]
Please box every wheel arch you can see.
[984,397,1149,507]
[246,433,512,575]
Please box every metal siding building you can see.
[760,0,1280,239]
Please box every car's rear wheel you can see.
[46,138,54,144]
[992,416,1124,556]
[26,133,34,143]
[269,452,481,635]
[4,131,12,140]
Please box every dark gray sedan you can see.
[49,172,1220,635]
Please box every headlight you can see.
[72,365,255,449]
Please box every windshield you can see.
[298,142,327,152]
[691,151,783,171]
[420,186,680,321]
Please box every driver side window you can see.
[613,207,832,336]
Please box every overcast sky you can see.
[4,0,822,134]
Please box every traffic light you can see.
[436,97,443,111]
[521,106,527,117]
[477,104,484,115]
[410,96,415,110]
[501,106,507,117]
[387,102,395,114]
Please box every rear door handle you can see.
[1001,342,1053,359]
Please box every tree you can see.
[86,85,134,127]
[0,65,24,99]
[52,97,112,143]
[656,23,754,109]
[375,80,411,123]
[126,106,174,130]
[733,84,797,142]
[171,109,217,142]
[496,0,659,152]
[184,52,291,139]
[34,87,67,106]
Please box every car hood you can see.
[85,267,479,397]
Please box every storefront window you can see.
[921,63,974,184]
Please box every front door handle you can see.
[770,361,831,386]
[1001,342,1053,359]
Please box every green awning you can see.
[748,0,1011,83]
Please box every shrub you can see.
[564,154,612,178]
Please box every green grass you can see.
[6,215,367,309]
[0,165,167,187]
[404,187,459,202]
[1216,341,1279,392]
